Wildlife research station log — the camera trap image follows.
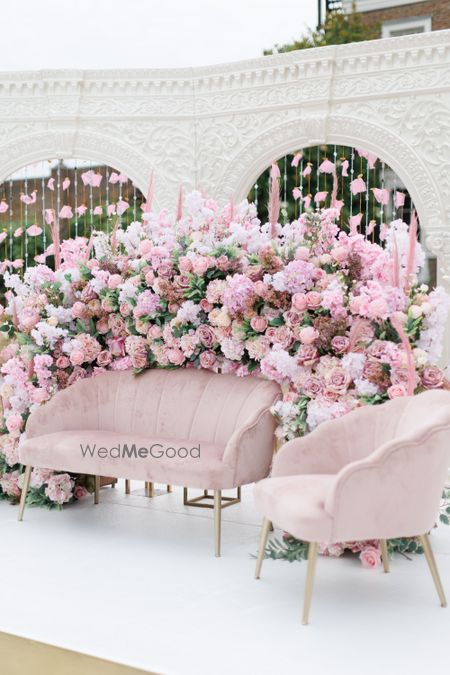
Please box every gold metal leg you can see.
[145,481,154,497]
[419,534,447,608]
[166,484,172,493]
[18,465,32,522]
[94,476,100,504]
[302,542,318,625]
[125,479,131,495]
[214,490,221,557]
[255,518,271,579]
[380,539,390,573]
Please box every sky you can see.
[1,0,318,71]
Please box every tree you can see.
[264,4,379,54]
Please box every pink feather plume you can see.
[268,174,280,239]
[391,317,416,396]
[405,210,418,285]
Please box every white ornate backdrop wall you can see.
[1,29,450,357]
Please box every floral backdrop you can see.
[1,172,449,565]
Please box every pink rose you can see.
[196,324,216,348]
[295,246,310,261]
[387,384,407,399]
[5,414,23,434]
[302,375,323,398]
[199,350,217,368]
[359,545,382,569]
[193,257,209,275]
[107,274,122,289]
[367,298,388,320]
[178,257,193,273]
[254,281,269,298]
[70,350,84,366]
[19,308,40,332]
[31,388,49,404]
[331,246,348,263]
[138,239,153,256]
[200,298,213,312]
[144,270,155,286]
[250,316,268,333]
[325,367,351,394]
[421,365,444,390]
[119,302,131,317]
[148,325,163,339]
[292,293,307,311]
[95,317,109,335]
[72,301,88,320]
[297,344,319,367]
[305,291,321,310]
[74,485,88,499]
[55,356,70,369]
[97,350,112,367]
[299,326,319,345]
[331,335,350,354]
[167,348,185,366]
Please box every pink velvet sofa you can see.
[253,390,450,623]
[18,368,280,555]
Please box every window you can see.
[382,15,432,38]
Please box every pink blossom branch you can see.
[268,174,280,240]
[405,210,418,286]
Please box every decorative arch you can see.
[0,129,154,196]
[220,114,442,234]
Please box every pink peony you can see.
[45,473,73,504]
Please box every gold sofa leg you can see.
[145,481,154,497]
[94,476,100,504]
[125,479,131,495]
[380,539,390,573]
[302,542,318,625]
[255,518,271,579]
[214,490,221,558]
[419,534,447,607]
[18,465,33,522]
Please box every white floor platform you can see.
[1,482,450,675]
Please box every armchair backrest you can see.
[26,369,281,446]
[326,390,450,540]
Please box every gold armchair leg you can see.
[18,465,32,522]
[125,479,131,495]
[145,481,154,497]
[302,542,318,625]
[94,476,100,504]
[419,534,447,608]
[214,490,221,557]
[380,539,390,573]
[255,518,271,579]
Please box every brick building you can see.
[342,0,450,37]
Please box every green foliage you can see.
[264,5,379,55]
[265,535,309,562]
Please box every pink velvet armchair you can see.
[254,390,450,623]
[18,368,280,556]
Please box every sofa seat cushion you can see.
[254,475,335,543]
[19,430,236,489]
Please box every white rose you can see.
[408,305,423,319]
[421,301,432,315]
[47,316,58,327]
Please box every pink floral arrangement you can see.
[0,191,449,564]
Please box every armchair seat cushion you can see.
[254,475,335,542]
[20,430,234,489]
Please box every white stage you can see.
[1,482,449,675]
